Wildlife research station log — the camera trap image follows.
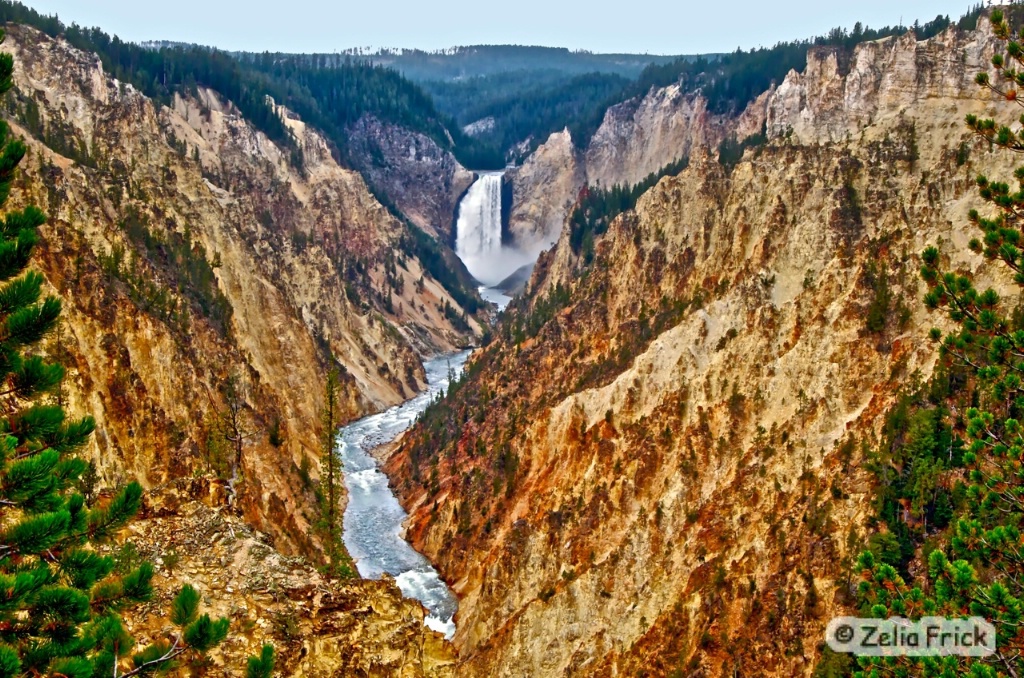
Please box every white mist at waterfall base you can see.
[455,172,535,287]
[339,351,471,640]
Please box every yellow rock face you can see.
[388,18,1018,677]
[0,23,481,558]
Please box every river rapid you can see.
[339,350,471,639]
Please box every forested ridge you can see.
[0,0,297,154]
[352,44,690,82]
[564,7,987,148]
[235,51,503,168]
[0,0,503,167]
[0,0,988,169]
[453,72,630,159]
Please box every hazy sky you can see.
[22,0,980,55]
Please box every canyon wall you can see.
[0,22,479,672]
[346,114,476,242]
[505,130,582,254]
[506,81,768,254]
[388,20,1011,676]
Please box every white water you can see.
[455,172,534,287]
[339,351,471,639]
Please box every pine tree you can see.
[0,29,235,676]
[217,373,255,485]
[245,643,275,678]
[317,368,353,578]
[852,9,1024,676]
[203,372,256,488]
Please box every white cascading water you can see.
[336,174,535,639]
[339,351,471,640]
[455,171,533,291]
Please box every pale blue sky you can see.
[22,0,979,55]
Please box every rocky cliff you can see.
[505,130,583,254]
[387,19,1013,676]
[346,114,476,243]
[120,479,456,677]
[506,80,768,254]
[0,22,475,673]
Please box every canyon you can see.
[0,21,484,674]
[387,17,1016,677]
[0,3,1011,676]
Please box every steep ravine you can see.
[0,22,479,673]
[387,19,1015,676]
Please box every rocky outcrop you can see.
[463,116,496,138]
[388,19,1011,677]
[346,114,476,242]
[1,22,481,563]
[118,479,456,677]
[506,84,769,255]
[505,130,582,254]
[766,29,986,143]
[585,84,768,190]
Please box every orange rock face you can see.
[388,19,1018,677]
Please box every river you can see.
[339,169,519,639]
[339,350,471,639]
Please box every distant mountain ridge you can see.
[338,45,707,82]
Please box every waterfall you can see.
[455,172,531,288]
